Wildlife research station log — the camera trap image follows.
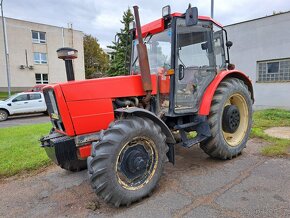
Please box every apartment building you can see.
[0,17,85,91]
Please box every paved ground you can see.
[265,127,290,139]
[0,113,49,128]
[1,138,290,218]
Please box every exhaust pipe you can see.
[56,47,78,81]
[133,6,152,108]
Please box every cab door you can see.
[28,93,46,112]
[10,94,30,114]
[174,18,216,114]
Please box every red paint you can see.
[140,18,164,38]
[78,145,91,159]
[198,70,253,116]
[138,13,223,38]
[67,99,114,135]
[44,74,159,137]
[60,74,158,102]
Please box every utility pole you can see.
[1,0,11,96]
[211,0,214,18]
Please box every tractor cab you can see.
[130,6,231,115]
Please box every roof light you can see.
[162,5,171,17]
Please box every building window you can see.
[257,59,290,82]
[35,73,48,84]
[34,52,47,64]
[32,31,46,43]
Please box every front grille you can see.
[43,89,65,132]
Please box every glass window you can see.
[29,94,41,100]
[131,29,171,75]
[32,31,46,43]
[13,94,28,102]
[34,52,47,64]
[257,59,290,82]
[174,19,216,113]
[35,73,49,84]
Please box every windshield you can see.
[131,29,171,75]
[1,93,18,101]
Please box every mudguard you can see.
[198,70,254,116]
[115,107,176,144]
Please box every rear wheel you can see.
[200,78,252,159]
[87,116,167,207]
[0,109,8,121]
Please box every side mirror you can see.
[201,42,208,50]
[185,7,198,26]
[226,41,233,48]
[178,64,185,80]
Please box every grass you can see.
[251,109,290,156]
[0,92,17,100]
[0,123,52,178]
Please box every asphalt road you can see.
[0,113,50,128]
[1,138,290,217]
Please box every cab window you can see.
[29,93,41,100]
[12,94,29,102]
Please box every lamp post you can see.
[211,0,214,18]
[1,0,11,96]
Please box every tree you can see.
[83,35,109,78]
[107,8,134,76]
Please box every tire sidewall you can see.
[0,109,8,121]
[215,81,252,154]
[91,117,166,203]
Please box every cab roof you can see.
[140,13,223,37]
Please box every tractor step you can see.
[180,134,208,148]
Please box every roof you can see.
[0,16,83,33]
[140,12,223,37]
[225,10,290,27]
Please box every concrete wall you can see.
[0,17,85,91]
[225,12,290,109]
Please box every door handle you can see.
[24,102,28,104]
[38,100,42,102]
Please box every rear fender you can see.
[198,70,254,116]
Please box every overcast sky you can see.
[2,0,290,48]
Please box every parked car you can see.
[0,92,47,121]
[27,84,47,92]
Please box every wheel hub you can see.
[120,144,150,180]
[222,105,240,133]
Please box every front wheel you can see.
[200,78,253,159]
[0,109,8,121]
[87,116,168,207]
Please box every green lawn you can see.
[0,123,52,178]
[251,109,290,156]
[0,92,17,100]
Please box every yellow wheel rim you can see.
[115,136,158,191]
[222,93,249,147]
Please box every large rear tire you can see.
[200,78,252,159]
[87,116,168,207]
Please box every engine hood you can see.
[58,74,158,102]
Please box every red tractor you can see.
[41,5,253,207]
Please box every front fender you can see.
[198,70,254,116]
[115,107,176,144]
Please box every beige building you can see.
[0,17,85,91]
